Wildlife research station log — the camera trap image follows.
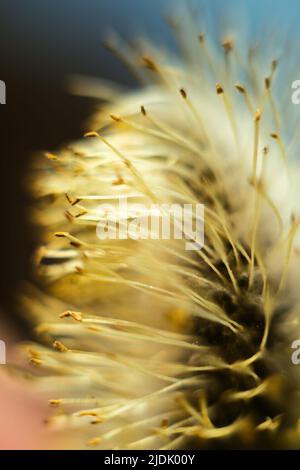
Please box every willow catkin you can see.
[21,9,300,449]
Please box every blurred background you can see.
[0,0,300,449]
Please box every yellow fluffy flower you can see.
[21,8,300,449]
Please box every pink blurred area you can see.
[0,318,64,450]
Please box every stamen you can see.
[216,83,240,156]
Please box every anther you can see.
[216,83,224,95]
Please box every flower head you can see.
[23,5,300,449]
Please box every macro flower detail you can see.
[21,8,300,449]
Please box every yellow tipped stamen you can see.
[179,87,217,157]
[265,75,281,132]
[108,112,202,158]
[270,132,288,165]
[139,104,205,158]
[235,83,255,115]
[252,109,261,185]
[198,33,217,77]
[216,83,240,156]
[84,131,158,202]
